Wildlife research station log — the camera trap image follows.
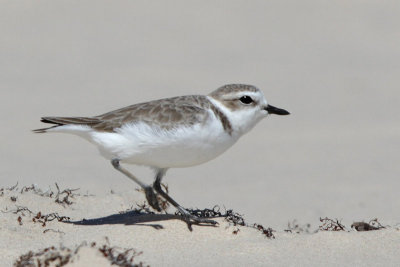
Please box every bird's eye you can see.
[239,95,253,104]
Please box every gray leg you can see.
[111,159,161,211]
[153,169,217,227]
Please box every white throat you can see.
[207,96,263,137]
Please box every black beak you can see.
[265,105,290,115]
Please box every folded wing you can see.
[33,95,211,133]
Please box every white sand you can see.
[1,1,400,266]
[1,186,399,266]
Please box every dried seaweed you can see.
[285,220,313,234]
[232,228,240,235]
[1,206,34,216]
[1,205,70,227]
[98,244,147,267]
[178,206,275,238]
[176,205,225,219]
[43,229,65,235]
[2,183,83,206]
[32,212,70,227]
[0,182,19,197]
[252,223,275,239]
[224,209,246,226]
[14,246,73,267]
[20,184,53,197]
[54,183,79,206]
[14,242,147,267]
[319,217,346,231]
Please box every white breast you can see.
[89,110,239,168]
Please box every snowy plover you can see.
[34,84,289,226]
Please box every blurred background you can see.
[1,0,399,229]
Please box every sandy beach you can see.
[1,184,400,266]
[1,1,400,266]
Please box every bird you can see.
[34,84,289,227]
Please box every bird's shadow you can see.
[66,211,189,230]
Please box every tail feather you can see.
[32,125,59,133]
[40,116,100,125]
[33,116,100,133]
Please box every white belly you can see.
[89,120,238,169]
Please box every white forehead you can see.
[230,90,264,98]
[209,84,266,102]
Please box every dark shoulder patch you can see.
[209,103,233,135]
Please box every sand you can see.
[1,1,400,266]
[1,184,399,266]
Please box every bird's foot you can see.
[144,186,161,212]
[179,210,218,231]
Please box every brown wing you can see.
[94,95,211,132]
[34,95,212,133]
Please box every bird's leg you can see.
[153,170,218,229]
[111,159,161,211]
